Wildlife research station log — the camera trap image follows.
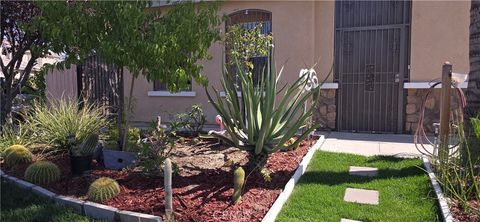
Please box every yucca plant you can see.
[206,53,324,169]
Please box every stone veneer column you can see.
[404,88,462,134]
[315,89,337,131]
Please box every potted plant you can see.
[67,133,99,175]
[102,127,140,170]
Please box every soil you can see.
[2,137,316,222]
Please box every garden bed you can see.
[2,137,318,222]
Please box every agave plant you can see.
[206,54,325,159]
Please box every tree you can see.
[1,1,222,149]
[464,0,480,160]
[37,1,222,150]
[0,2,43,125]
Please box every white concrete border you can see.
[422,156,453,222]
[320,82,339,89]
[0,174,162,222]
[404,82,467,89]
[262,135,326,222]
[147,91,196,97]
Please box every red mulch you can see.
[2,139,315,222]
[451,200,480,222]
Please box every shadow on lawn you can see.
[298,164,425,186]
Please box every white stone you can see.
[341,219,362,222]
[349,166,378,177]
[343,188,379,205]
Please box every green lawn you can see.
[0,179,95,222]
[277,152,440,222]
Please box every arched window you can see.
[226,9,272,85]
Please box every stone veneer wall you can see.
[315,89,337,131]
[405,88,463,134]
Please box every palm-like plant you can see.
[206,54,324,159]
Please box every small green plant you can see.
[23,99,108,150]
[5,146,33,167]
[232,167,245,204]
[138,117,180,176]
[104,127,141,152]
[87,177,121,202]
[24,161,61,185]
[185,105,206,135]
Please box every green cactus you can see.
[232,166,245,204]
[3,144,27,157]
[5,146,33,167]
[71,134,99,156]
[24,161,61,185]
[87,177,121,202]
[178,137,185,144]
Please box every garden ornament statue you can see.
[208,115,227,143]
[299,68,319,137]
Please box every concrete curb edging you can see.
[422,156,453,222]
[0,173,163,222]
[261,135,326,222]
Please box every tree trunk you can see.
[464,0,480,160]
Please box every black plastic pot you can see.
[70,155,93,175]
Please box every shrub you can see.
[0,123,35,153]
[206,53,324,175]
[5,146,33,167]
[185,104,207,134]
[23,99,108,150]
[87,177,121,202]
[24,161,61,185]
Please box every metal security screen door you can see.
[335,0,411,133]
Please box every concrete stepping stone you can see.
[341,219,362,222]
[343,188,379,205]
[349,166,378,177]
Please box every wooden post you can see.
[439,62,452,162]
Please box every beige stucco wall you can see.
[130,1,321,124]
[410,0,470,81]
[45,1,471,126]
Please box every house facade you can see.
[46,0,471,134]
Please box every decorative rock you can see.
[319,105,327,115]
[327,105,336,113]
[327,121,336,129]
[343,188,379,205]
[425,98,436,109]
[327,112,336,121]
[406,114,419,123]
[83,201,118,222]
[406,104,417,114]
[407,95,419,104]
[320,90,328,97]
[326,90,336,99]
[349,166,378,177]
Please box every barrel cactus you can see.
[87,177,121,202]
[232,167,245,204]
[24,161,61,185]
[5,146,33,167]
[3,144,27,157]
